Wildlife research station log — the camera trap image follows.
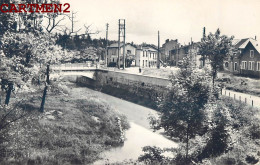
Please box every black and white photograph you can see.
[0,0,260,164]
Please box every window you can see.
[241,61,247,69]
[146,51,147,57]
[112,49,117,55]
[143,60,144,66]
[225,62,229,68]
[234,62,237,71]
[250,50,254,58]
[249,61,255,70]
[257,62,260,71]
[143,51,145,57]
[127,50,131,54]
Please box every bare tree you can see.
[61,11,82,36]
[44,13,66,33]
[82,24,100,37]
[59,11,100,37]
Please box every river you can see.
[74,87,178,164]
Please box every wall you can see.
[76,70,170,109]
[135,46,158,68]
[240,42,260,77]
[161,39,179,62]
[107,44,137,65]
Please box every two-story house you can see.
[224,38,260,78]
[136,45,158,68]
[107,43,136,67]
[160,39,180,63]
[169,42,202,67]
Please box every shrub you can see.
[138,146,165,164]
[249,124,260,140]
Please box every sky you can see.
[64,0,260,45]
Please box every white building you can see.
[136,46,158,68]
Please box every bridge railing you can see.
[52,63,97,71]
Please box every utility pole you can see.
[118,20,121,69]
[123,20,126,69]
[105,23,109,67]
[118,19,126,69]
[157,31,160,69]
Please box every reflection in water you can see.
[94,122,178,164]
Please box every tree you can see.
[44,12,65,33]
[0,30,65,109]
[154,55,212,160]
[198,101,232,161]
[199,28,234,85]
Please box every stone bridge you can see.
[50,63,101,80]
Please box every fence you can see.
[52,62,93,68]
[221,89,259,108]
[51,62,99,71]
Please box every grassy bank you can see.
[217,72,260,97]
[0,82,129,165]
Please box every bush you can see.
[138,146,165,164]
[249,124,260,140]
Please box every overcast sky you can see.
[66,0,260,45]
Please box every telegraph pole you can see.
[105,23,109,67]
[118,19,126,69]
[123,20,126,69]
[157,31,160,69]
[118,20,121,69]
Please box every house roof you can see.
[234,38,250,49]
[108,43,124,48]
[108,43,137,48]
[142,46,158,51]
[233,38,259,50]
[232,38,260,55]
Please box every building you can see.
[136,45,158,68]
[169,42,202,67]
[160,39,180,63]
[224,38,260,78]
[107,43,136,67]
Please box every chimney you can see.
[203,27,206,38]
[255,36,257,40]
[166,39,169,43]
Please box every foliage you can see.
[198,103,231,160]
[0,84,130,164]
[154,55,212,158]
[0,103,32,160]
[217,73,260,97]
[199,28,234,84]
[0,31,67,90]
[138,146,165,164]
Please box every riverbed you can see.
[71,86,178,164]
